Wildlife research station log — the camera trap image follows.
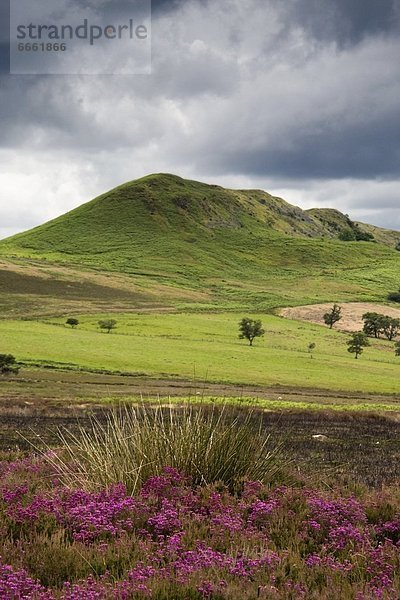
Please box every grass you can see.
[1,311,400,394]
[36,403,285,494]
[0,174,400,315]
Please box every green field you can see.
[1,312,398,394]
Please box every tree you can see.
[66,318,79,329]
[238,318,265,346]
[347,332,370,359]
[362,312,385,339]
[362,313,400,341]
[0,354,20,375]
[323,304,342,329]
[308,342,316,358]
[382,317,400,341]
[98,319,117,333]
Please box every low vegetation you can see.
[98,319,117,333]
[38,404,284,494]
[0,353,19,375]
[66,318,79,329]
[0,451,399,599]
[387,289,400,303]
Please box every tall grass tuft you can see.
[43,402,285,494]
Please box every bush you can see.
[388,291,400,303]
[44,403,285,494]
[0,354,19,375]
[98,319,117,333]
[66,318,79,328]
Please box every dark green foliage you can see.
[0,354,19,375]
[395,341,400,356]
[238,317,265,346]
[66,318,79,329]
[323,304,342,329]
[308,342,316,358]
[339,218,375,242]
[98,319,117,333]
[387,290,400,303]
[347,332,370,359]
[362,312,400,341]
[362,312,385,338]
[381,316,400,341]
[339,228,356,241]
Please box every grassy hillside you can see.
[0,173,399,314]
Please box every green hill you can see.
[1,173,400,314]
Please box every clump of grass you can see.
[42,403,285,494]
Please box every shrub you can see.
[0,354,19,375]
[66,318,79,329]
[98,319,117,333]
[43,403,285,494]
[388,291,400,303]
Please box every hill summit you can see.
[0,173,399,311]
[1,173,398,253]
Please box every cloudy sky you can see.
[1,0,400,239]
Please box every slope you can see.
[0,173,399,314]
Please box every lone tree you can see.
[347,332,370,359]
[66,318,79,329]
[98,319,117,334]
[308,342,316,358]
[323,304,342,329]
[238,318,265,346]
[0,354,20,375]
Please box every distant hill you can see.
[0,173,399,314]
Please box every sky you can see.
[0,0,400,239]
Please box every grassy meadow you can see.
[0,311,399,394]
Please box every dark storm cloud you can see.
[0,1,9,74]
[208,111,400,180]
[283,0,400,46]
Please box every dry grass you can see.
[35,403,285,494]
[280,302,400,333]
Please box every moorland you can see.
[0,174,399,598]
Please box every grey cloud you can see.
[281,0,400,46]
